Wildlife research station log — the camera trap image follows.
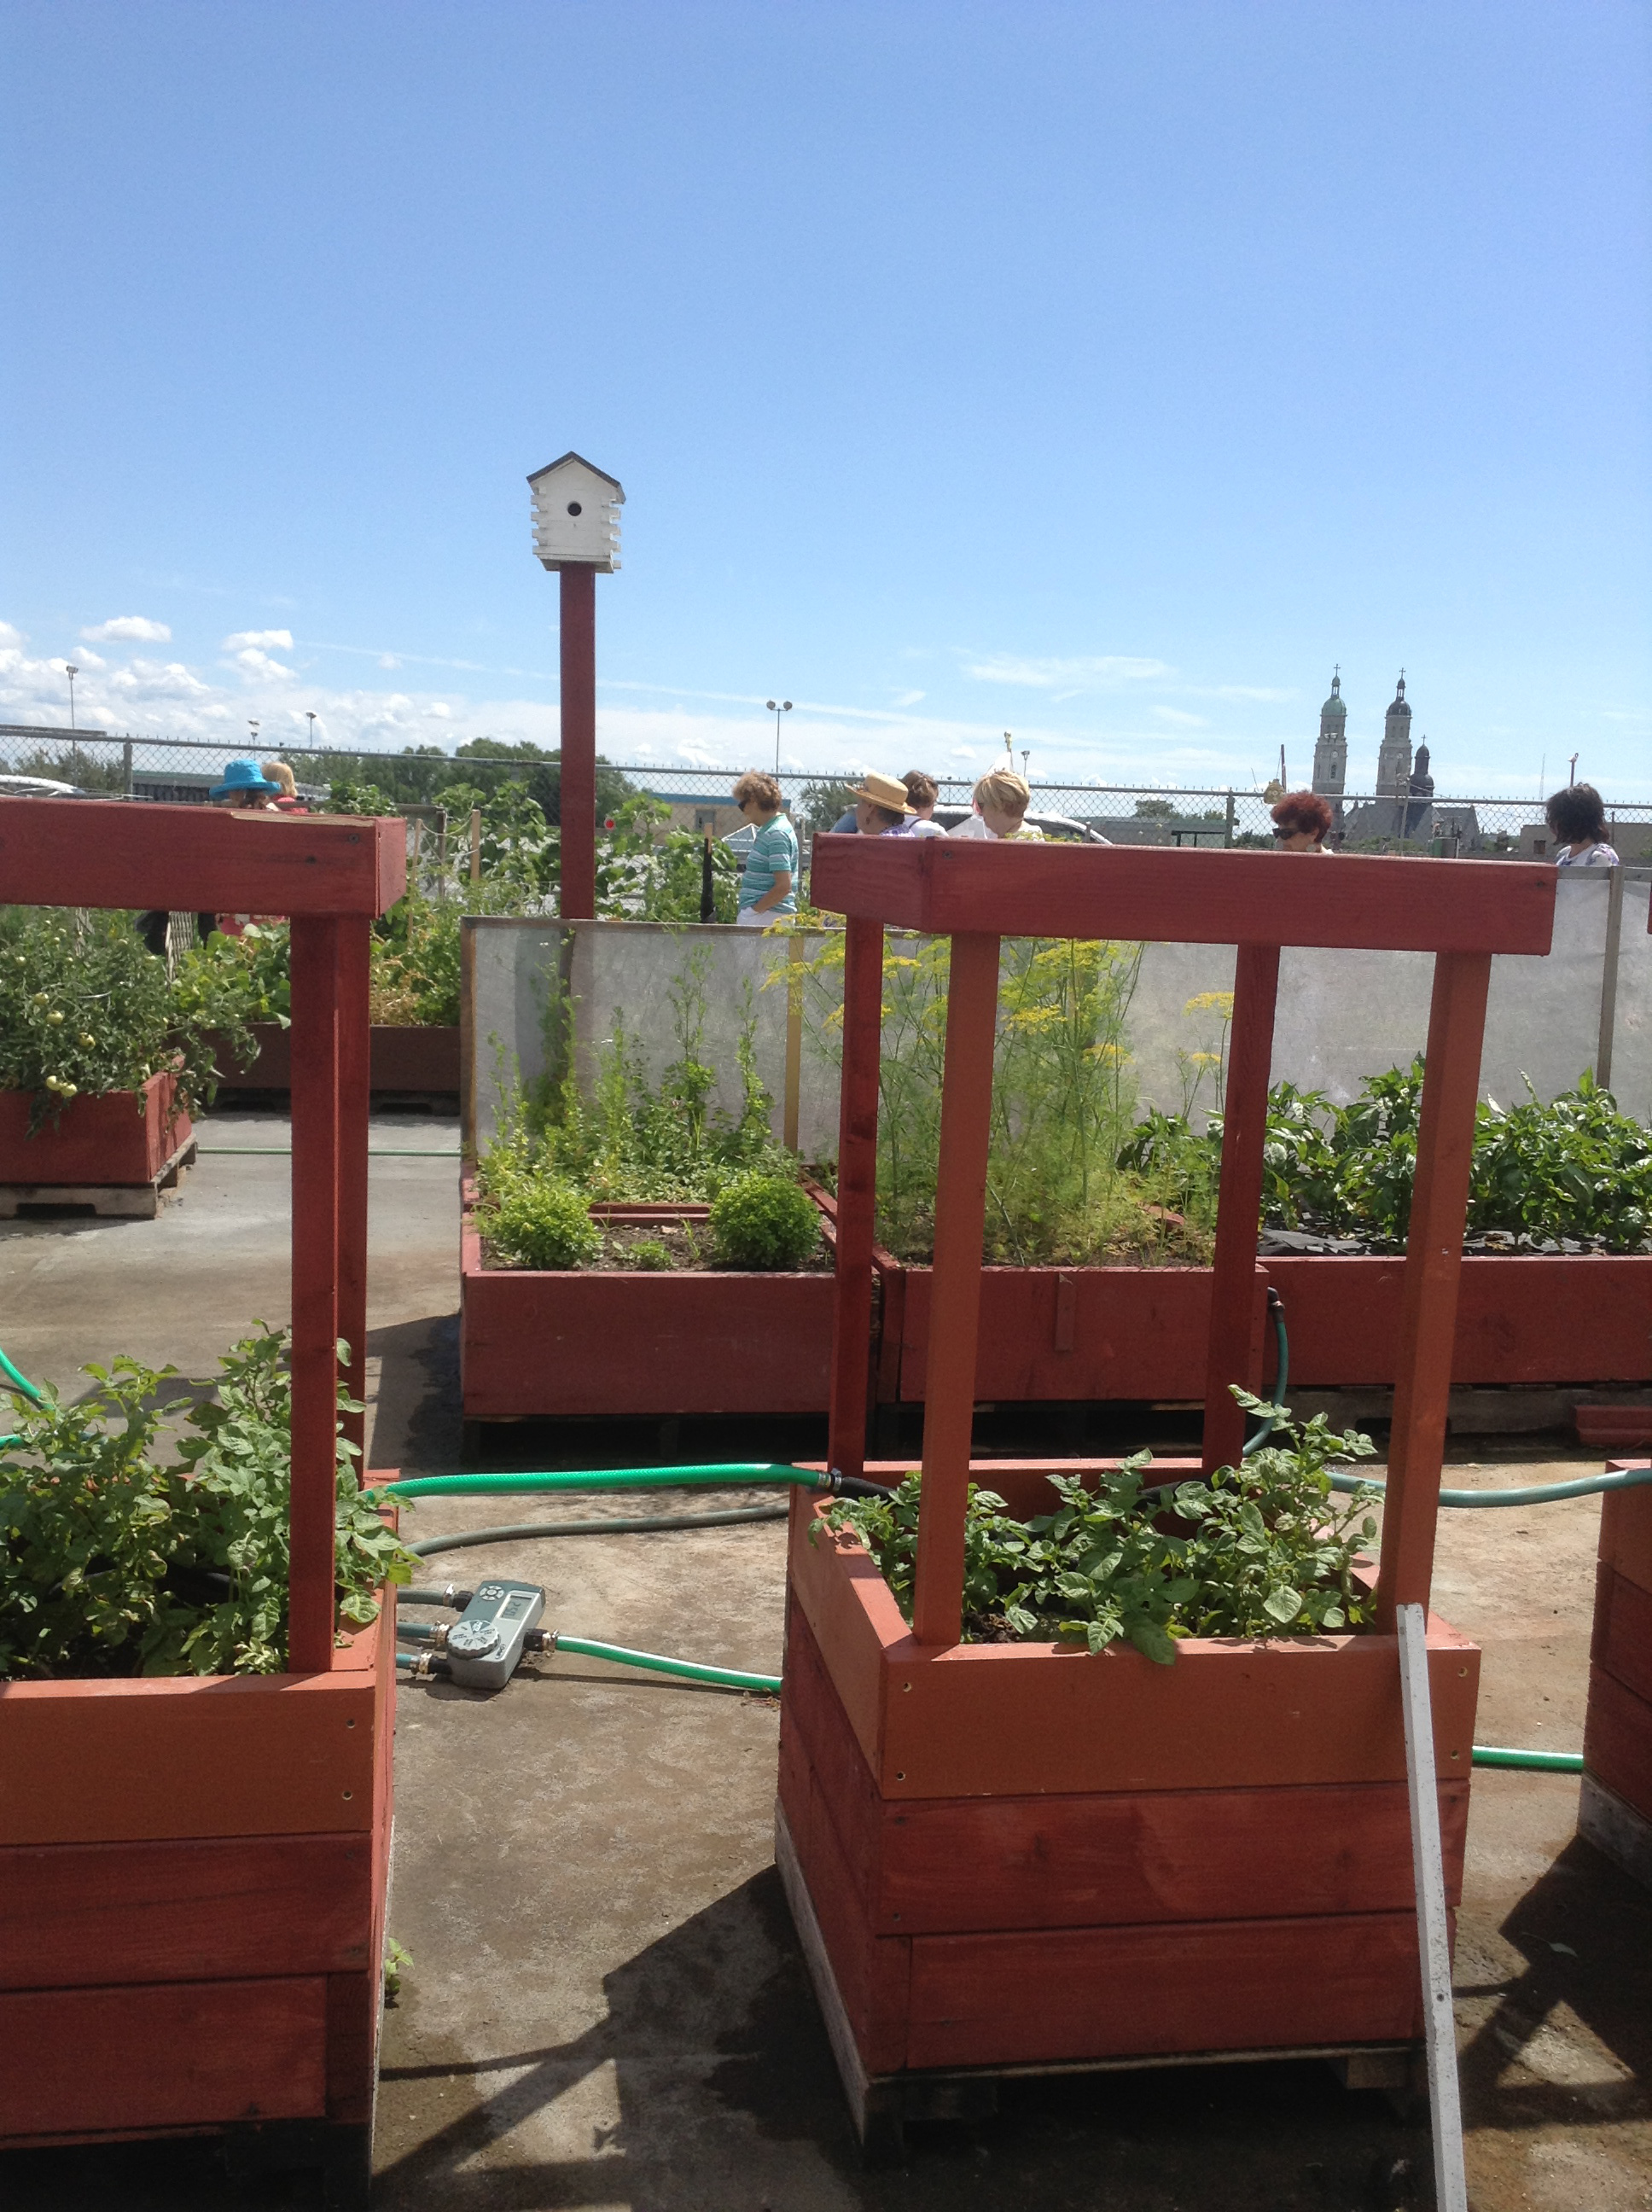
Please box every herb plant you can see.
[0,1326,416,1679]
[820,1396,1381,1662]
[708,1172,822,1269]
[483,1174,604,1270]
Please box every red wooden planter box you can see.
[0,1070,190,1187]
[0,1595,396,2197]
[1581,1464,1652,1887]
[781,1473,1478,2087]
[215,1022,461,1094]
[879,1252,1652,1403]
[461,1184,839,1420]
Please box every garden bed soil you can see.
[780,1468,1480,2093]
[212,1021,461,1096]
[461,1180,843,1419]
[0,1585,396,2199]
[1581,1462,1652,1887]
[0,1069,190,1188]
[484,1205,836,1276]
[876,1251,1652,1405]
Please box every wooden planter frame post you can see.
[0,798,404,2195]
[789,835,1555,2133]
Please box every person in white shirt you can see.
[899,770,948,840]
[947,770,1044,843]
[1546,783,1620,868]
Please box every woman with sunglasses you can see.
[1270,789,1335,853]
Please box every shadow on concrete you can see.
[1458,1835,1652,2131]
[367,1313,461,1477]
[371,1868,1431,2212]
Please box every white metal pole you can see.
[1397,1601,1469,2212]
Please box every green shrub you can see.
[820,1397,1380,1662]
[630,1237,675,1271]
[708,1172,821,1269]
[485,1175,603,1270]
[0,1326,416,1679]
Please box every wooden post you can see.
[468,808,481,886]
[1375,949,1492,1627]
[1201,943,1281,1474]
[559,562,597,921]
[336,912,371,1470]
[911,933,1001,1648]
[828,916,883,1481]
[783,933,805,1153]
[288,916,342,1674]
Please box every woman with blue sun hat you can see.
[211,759,282,809]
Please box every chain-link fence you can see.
[4,725,1649,862]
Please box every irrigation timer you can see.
[444,1580,546,1691]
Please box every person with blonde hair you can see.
[261,760,307,813]
[948,769,1044,842]
[730,770,798,924]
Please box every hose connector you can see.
[396,1650,451,1680]
[828,1469,897,1501]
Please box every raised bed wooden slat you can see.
[0,1977,330,2139]
[214,1022,462,1095]
[1583,1470,1652,1883]
[0,1834,374,1988]
[460,1188,840,1421]
[0,1070,189,1189]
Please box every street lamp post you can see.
[64,664,79,776]
[306,711,317,748]
[765,699,793,776]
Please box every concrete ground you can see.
[2,1108,1648,2211]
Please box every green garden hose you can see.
[533,1633,780,1694]
[382,1463,886,1502]
[1471,1745,1585,1773]
[0,1344,46,1407]
[1329,1466,1652,1508]
[1240,1289,1289,1458]
[404,1503,791,1557]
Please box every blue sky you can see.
[3,1,1648,796]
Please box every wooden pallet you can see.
[0,1136,197,1220]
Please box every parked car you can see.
[0,773,96,799]
[929,803,1100,843]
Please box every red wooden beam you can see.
[911,934,1002,1648]
[1201,944,1280,1473]
[336,914,371,1471]
[1375,950,1494,1628]
[289,917,343,1675]
[809,835,1555,956]
[559,564,597,921]
[0,800,405,917]
[829,917,884,1481]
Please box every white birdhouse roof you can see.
[526,452,625,500]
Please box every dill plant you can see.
[795,931,1184,1263]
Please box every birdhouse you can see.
[528,452,624,572]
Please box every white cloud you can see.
[425,701,452,719]
[962,654,1172,690]
[891,688,926,707]
[82,615,172,643]
[68,647,107,670]
[230,646,296,682]
[222,628,294,652]
[1153,706,1210,729]
[0,620,23,649]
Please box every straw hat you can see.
[846,771,916,815]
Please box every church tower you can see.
[1376,673,1413,803]
[1312,670,1347,806]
